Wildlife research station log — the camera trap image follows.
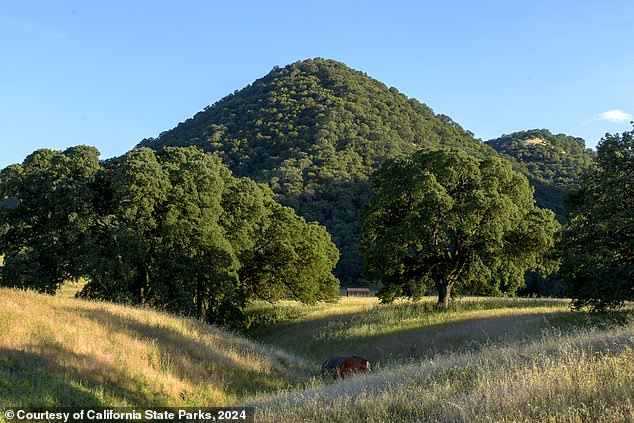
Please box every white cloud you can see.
[598,109,632,123]
[583,109,632,126]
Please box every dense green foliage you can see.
[0,146,339,327]
[138,58,497,284]
[486,129,594,221]
[0,146,101,293]
[559,129,634,310]
[360,148,559,306]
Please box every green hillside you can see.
[138,58,496,283]
[486,129,595,220]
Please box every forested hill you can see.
[486,129,594,221]
[138,58,496,284]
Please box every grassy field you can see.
[1,288,633,422]
[0,288,309,408]
[246,297,618,365]
[252,320,634,422]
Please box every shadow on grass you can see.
[0,347,149,407]
[247,298,569,345]
[249,302,633,369]
[65,305,310,400]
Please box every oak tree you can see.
[559,129,634,310]
[360,148,559,306]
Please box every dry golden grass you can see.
[2,286,632,422]
[524,137,548,146]
[252,319,634,422]
[0,287,309,408]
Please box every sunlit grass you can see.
[2,285,632,422]
[57,278,87,298]
[0,287,309,408]
[247,296,613,364]
[315,298,569,339]
[246,296,378,325]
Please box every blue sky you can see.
[1,1,633,168]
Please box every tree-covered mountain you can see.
[138,58,497,284]
[486,129,595,221]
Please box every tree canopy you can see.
[0,146,340,327]
[0,146,100,293]
[360,148,559,306]
[559,129,634,310]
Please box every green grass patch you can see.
[247,297,632,366]
[57,278,87,298]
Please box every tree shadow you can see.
[249,303,631,369]
[0,347,147,407]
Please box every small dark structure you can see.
[346,287,370,297]
[321,356,371,379]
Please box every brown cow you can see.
[321,356,371,379]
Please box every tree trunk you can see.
[436,280,452,308]
[136,268,148,305]
[196,279,203,320]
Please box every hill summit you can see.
[138,58,495,283]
